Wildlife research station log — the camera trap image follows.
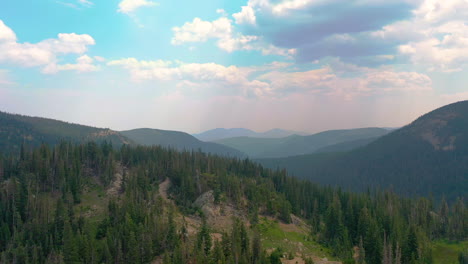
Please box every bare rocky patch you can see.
[106,164,123,196]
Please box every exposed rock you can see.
[193,190,242,231]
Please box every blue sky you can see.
[0,0,467,133]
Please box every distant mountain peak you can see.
[193,127,308,141]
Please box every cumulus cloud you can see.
[0,20,97,73]
[108,57,432,99]
[0,21,16,42]
[172,17,233,45]
[373,0,468,71]
[233,6,256,25]
[108,58,272,97]
[218,0,468,71]
[248,0,414,41]
[172,16,295,57]
[42,55,100,74]
[118,0,158,14]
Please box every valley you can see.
[0,102,466,264]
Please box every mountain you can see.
[0,111,131,154]
[120,128,245,158]
[313,136,381,153]
[260,128,308,138]
[193,128,258,141]
[258,101,468,200]
[1,139,465,264]
[215,127,390,158]
[193,128,307,141]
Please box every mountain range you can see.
[121,128,245,158]
[192,128,308,141]
[2,101,468,200]
[214,127,390,158]
[0,112,244,158]
[258,100,468,200]
[0,102,466,264]
[0,111,130,154]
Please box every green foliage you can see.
[259,101,468,201]
[0,141,465,263]
[0,111,129,155]
[121,128,245,158]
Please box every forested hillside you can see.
[121,128,245,158]
[0,112,245,159]
[215,128,389,158]
[0,142,466,263]
[0,111,131,154]
[259,101,468,201]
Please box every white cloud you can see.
[78,0,93,6]
[414,0,468,23]
[94,56,106,62]
[107,58,271,97]
[172,16,295,57]
[233,5,256,25]
[217,35,259,52]
[271,0,314,15]
[42,55,100,74]
[257,64,431,99]
[371,0,468,72]
[109,57,431,99]
[0,20,97,73]
[172,17,233,44]
[118,0,158,14]
[0,20,17,42]
[216,9,228,16]
[399,31,468,72]
[57,0,94,9]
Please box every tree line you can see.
[0,142,466,263]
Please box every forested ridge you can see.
[0,111,130,154]
[0,142,466,263]
[258,101,468,201]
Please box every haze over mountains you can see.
[259,100,468,200]
[1,101,467,263]
[0,112,244,158]
[121,128,245,158]
[1,111,389,160]
[213,128,390,158]
[2,101,468,201]
[193,128,308,141]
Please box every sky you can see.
[0,0,467,134]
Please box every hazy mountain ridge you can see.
[215,127,390,158]
[258,100,468,200]
[0,111,132,153]
[193,128,308,141]
[0,112,245,158]
[121,128,246,158]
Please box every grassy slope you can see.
[257,217,336,261]
[432,240,468,264]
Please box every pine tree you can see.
[357,237,366,264]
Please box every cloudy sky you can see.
[0,0,467,133]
